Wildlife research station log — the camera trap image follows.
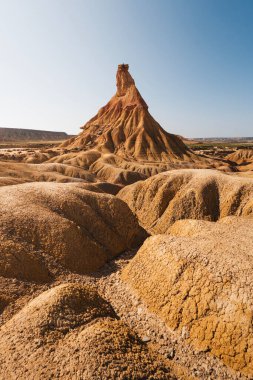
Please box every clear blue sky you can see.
[0,0,252,137]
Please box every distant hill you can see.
[0,127,74,141]
[193,137,253,142]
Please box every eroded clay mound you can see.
[0,161,98,187]
[122,217,253,376]
[0,148,57,163]
[0,283,170,379]
[226,149,253,164]
[118,169,253,234]
[226,149,253,173]
[49,149,218,186]
[0,182,146,281]
[62,64,199,164]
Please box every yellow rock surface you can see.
[122,217,253,376]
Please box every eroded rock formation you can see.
[0,182,146,281]
[62,64,200,163]
[226,149,253,165]
[118,169,253,234]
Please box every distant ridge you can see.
[193,137,253,141]
[0,127,74,141]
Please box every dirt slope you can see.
[226,149,253,164]
[122,216,253,376]
[118,169,253,234]
[0,283,171,379]
[226,149,253,173]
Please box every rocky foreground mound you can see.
[0,182,146,281]
[0,283,171,379]
[118,169,253,234]
[122,216,253,376]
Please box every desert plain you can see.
[0,64,253,379]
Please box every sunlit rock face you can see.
[61,64,196,163]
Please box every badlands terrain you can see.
[0,64,253,379]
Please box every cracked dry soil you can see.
[53,249,249,380]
